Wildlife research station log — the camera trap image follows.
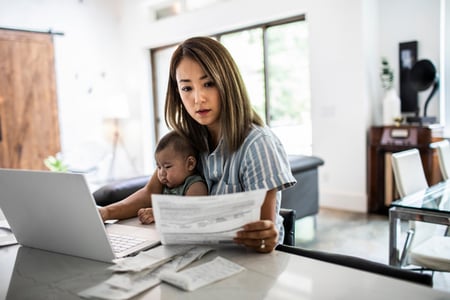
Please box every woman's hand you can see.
[234,220,279,253]
[98,206,109,222]
[138,208,155,224]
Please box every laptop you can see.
[0,169,160,263]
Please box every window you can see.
[152,45,178,140]
[151,15,311,155]
[219,29,266,122]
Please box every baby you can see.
[138,130,207,224]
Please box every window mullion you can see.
[262,28,270,126]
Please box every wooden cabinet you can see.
[0,29,60,170]
[367,125,443,214]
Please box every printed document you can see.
[159,256,245,291]
[152,189,267,244]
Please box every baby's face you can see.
[155,147,194,188]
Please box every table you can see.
[389,180,450,266]
[1,220,449,299]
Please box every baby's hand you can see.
[137,208,154,224]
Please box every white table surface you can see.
[0,212,449,299]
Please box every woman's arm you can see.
[260,188,277,221]
[234,188,279,253]
[98,170,162,221]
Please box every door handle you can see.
[0,113,2,142]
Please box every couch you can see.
[282,155,324,219]
[94,155,324,217]
[93,155,324,245]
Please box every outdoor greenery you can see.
[219,19,311,154]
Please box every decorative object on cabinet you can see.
[405,59,439,125]
[381,57,401,126]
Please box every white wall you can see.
[0,0,441,211]
[379,0,441,122]
[0,0,142,181]
[116,0,375,211]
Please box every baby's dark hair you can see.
[155,131,197,158]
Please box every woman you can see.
[99,36,296,252]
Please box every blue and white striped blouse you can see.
[198,125,297,244]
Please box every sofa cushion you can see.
[93,176,149,206]
[289,155,324,172]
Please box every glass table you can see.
[389,181,450,266]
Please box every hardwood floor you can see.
[294,208,450,293]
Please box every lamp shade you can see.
[103,93,130,119]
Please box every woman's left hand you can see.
[234,220,279,253]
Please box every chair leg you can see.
[400,228,415,267]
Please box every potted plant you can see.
[381,57,394,90]
[44,154,68,172]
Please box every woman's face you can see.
[176,57,221,136]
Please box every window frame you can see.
[150,14,308,149]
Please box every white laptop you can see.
[0,169,160,263]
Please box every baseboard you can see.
[319,190,367,212]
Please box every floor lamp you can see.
[103,94,134,182]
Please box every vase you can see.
[382,88,401,126]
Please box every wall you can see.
[379,0,441,122]
[0,0,141,182]
[0,0,441,211]
[117,0,378,211]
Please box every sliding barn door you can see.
[0,29,61,170]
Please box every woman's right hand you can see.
[98,206,109,222]
[96,170,163,222]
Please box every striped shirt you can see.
[198,125,297,244]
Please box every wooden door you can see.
[0,29,60,170]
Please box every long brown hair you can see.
[165,36,264,153]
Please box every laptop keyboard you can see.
[109,233,146,254]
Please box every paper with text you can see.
[159,256,245,291]
[78,246,216,299]
[0,219,17,247]
[152,189,267,245]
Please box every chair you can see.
[93,177,296,246]
[391,148,450,271]
[436,139,450,181]
[391,148,428,198]
[280,208,296,246]
[391,149,428,265]
[276,244,433,286]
